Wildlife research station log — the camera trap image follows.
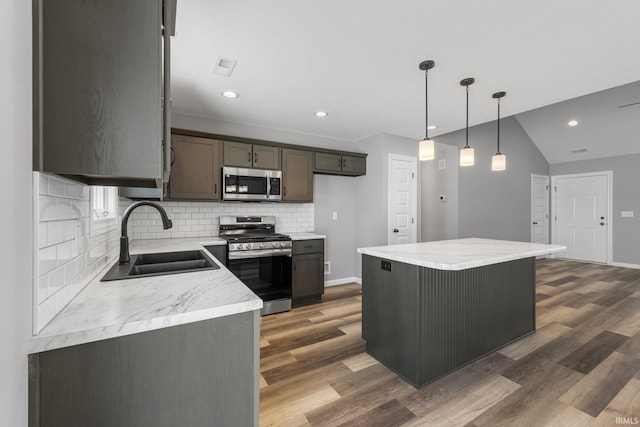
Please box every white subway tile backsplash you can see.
[125,200,314,239]
[34,172,120,333]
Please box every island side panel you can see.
[29,310,258,427]
[418,257,536,386]
[362,254,422,385]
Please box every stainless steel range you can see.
[219,216,292,315]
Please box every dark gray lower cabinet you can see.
[292,239,324,303]
[362,255,536,388]
[29,311,259,427]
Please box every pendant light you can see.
[418,60,435,161]
[459,78,475,167]
[491,91,507,171]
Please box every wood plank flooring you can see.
[260,259,640,426]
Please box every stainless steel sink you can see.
[101,250,219,281]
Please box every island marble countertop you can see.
[29,238,262,354]
[287,232,326,240]
[357,238,566,271]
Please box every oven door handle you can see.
[228,249,292,260]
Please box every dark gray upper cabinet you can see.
[282,149,313,202]
[223,141,281,170]
[33,0,170,188]
[314,152,366,176]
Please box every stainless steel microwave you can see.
[222,167,282,201]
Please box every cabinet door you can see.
[252,145,281,170]
[282,149,313,202]
[223,141,253,167]
[35,0,163,185]
[292,253,324,300]
[169,135,221,200]
[341,155,366,175]
[314,152,342,173]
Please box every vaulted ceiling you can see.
[170,0,640,164]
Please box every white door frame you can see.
[551,171,613,264]
[388,153,418,245]
[531,174,550,244]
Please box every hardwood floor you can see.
[259,259,640,426]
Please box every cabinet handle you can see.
[254,152,258,163]
[247,152,251,162]
[304,245,313,249]
[283,186,286,196]
[214,183,217,194]
[342,159,346,169]
[338,158,342,168]
[293,261,296,271]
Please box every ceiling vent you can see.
[212,57,237,77]
[570,148,588,154]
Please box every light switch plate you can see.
[621,211,634,218]
[332,211,338,220]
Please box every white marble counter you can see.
[357,238,566,271]
[288,232,326,240]
[29,238,262,354]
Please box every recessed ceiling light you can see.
[314,111,328,118]
[222,91,239,99]
[567,120,578,127]
[427,125,438,130]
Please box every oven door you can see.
[222,167,282,201]
[227,252,292,315]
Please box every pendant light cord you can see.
[425,70,429,140]
[497,98,501,154]
[465,85,469,148]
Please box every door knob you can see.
[600,216,605,220]
[600,222,605,226]
[393,228,399,233]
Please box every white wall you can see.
[1,0,32,424]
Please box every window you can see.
[90,186,118,233]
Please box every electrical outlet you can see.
[324,261,331,275]
[332,211,338,220]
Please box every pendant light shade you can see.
[418,60,435,161]
[459,78,475,167]
[419,138,435,161]
[491,91,507,171]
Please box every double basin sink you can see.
[101,250,219,281]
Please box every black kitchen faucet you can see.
[119,201,173,263]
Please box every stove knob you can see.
[246,243,252,250]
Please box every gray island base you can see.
[358,238,566,388]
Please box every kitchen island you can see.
[357,238,566,388]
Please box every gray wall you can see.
[434,116,549,242]
[550,154,640,266]
[354,133,420,277]
[313,175,358,281]
[421,143,459,241]
[2,0,32,424]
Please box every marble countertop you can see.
[357,238,566,271]
[288,232,326,240]
[29,238,262,354]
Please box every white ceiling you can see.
[170,0,640,162]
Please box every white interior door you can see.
[531,174,549,243]
[388,154,417,245]
[552,172,610,263]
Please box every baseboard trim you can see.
[325,277,362,287]
[610,262,640,270]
